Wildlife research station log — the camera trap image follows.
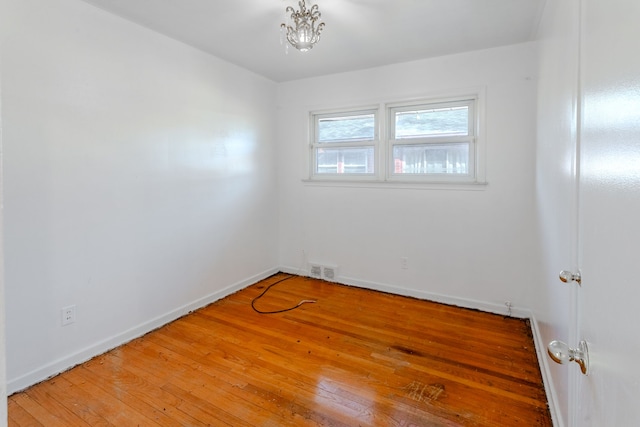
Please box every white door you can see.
[536,0,581,424]
[573,0,640,424]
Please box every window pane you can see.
[392,143,469,174]
[395,106,468,138]
[318,114,375,143]
[316,147,375,174]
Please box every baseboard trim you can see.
[7,267,279,395]
[529,312,564,427]
[281,266,562,426]
[280,266,527,317]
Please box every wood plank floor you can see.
[8,273,552,426]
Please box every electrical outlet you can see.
[401,257,408,270]
[62,305,76,326]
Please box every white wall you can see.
[277,43,540,314]
[1,0,278,393]
[533,0,581,425]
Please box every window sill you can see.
[301,179,488,191]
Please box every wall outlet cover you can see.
[62,305,76,326]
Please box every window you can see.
[388,98,476,181]
[311,109,378,177]
[309,95,481,184]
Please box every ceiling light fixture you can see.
[280,0,325,52]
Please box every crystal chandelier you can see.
[280,0,325,52]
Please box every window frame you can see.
[386,96,477,183]
[309,106,380,181]
[307,91,485,186]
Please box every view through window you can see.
[310,96,479,183]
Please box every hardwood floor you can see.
[8,273,552,426]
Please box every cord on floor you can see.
[251,274,317,314]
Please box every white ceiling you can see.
[79,0,546,82]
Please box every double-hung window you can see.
[388,97,476,182]
[311,108,378,178]
[309,94,481,184]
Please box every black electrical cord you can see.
[251,274,317,314]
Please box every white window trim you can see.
[309,106,381,181]
[386,96,477,183]
[306,89,487,187]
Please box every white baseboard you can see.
[7,267,279,395]
[281,265,562,426]
[529,312,564,427]
[280,265,527,317]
